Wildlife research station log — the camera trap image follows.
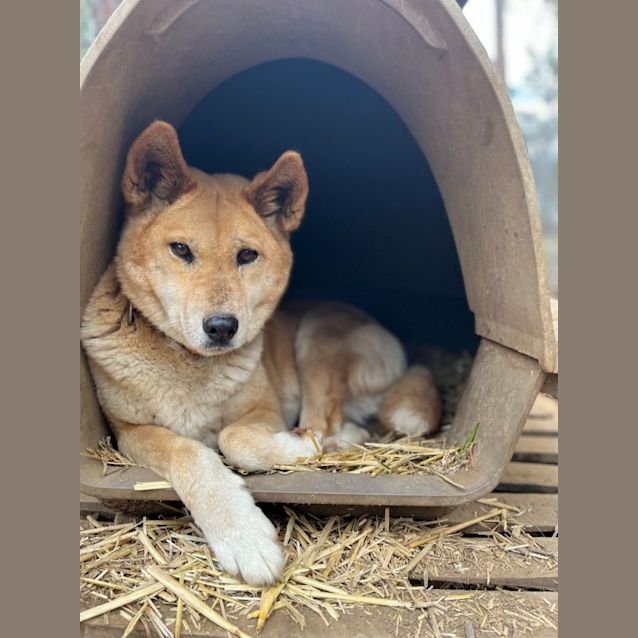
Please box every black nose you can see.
[203,314,239,344]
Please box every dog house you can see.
[80,0,558,508]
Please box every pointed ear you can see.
[243,151,309,233]
[122,121,195,213]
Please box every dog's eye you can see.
[170,242,194,263]
[237,248,259,266]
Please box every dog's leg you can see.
[296,359,350,437]
[218,408,321,472]
[297,304,433,447]
[113,420,285,586]
[377,365,442,436]
[295,306,406,438]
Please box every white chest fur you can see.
[86,316,263,446]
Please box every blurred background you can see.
[81,0,558,296]
[464,0,558,296]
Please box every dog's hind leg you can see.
[294,306,363,437]
[294,304,408,445]
[112,419,285,586]
[296,349,351,437]
[378,365,442,436]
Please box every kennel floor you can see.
[80,394,558,638]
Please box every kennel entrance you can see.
[177,58,476,354]
[80,0,557,507]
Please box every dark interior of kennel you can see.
[178,59,478,354]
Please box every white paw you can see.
[324,422,371,451]
[272,429,323,463]
[194,478,285,586]
[388,408,432,436]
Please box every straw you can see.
[144,565,253,638]
[80,581,164,622]
[81,503,558,635]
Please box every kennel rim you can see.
[80,455,505,508]
[80,336,548,507]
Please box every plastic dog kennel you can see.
[80,0,558,508]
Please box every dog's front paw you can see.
[199,483,285,586]
[272,429,323,464]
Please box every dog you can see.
[81,121,441,586]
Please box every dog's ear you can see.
[122,121,195,213]
[244,151,309,233]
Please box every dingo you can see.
[81,121,441,585]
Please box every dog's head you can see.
[116,121,308,356]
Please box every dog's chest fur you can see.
[82,267,263,445]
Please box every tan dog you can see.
[81,121,441,586]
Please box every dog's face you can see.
[115,121,308,356]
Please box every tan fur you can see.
[81,121,440,587]
[378,366,442,436]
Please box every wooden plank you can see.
[529,394,558,420]
[524,394,558,436]
[513,436,558,464]
[408,537,558,590]
[81,494,559,534]
[523,418,559,437]
[542,373,558,398]
[83,488,559,533]
[80,492,558,534]
[497,462,558,493]
[82,590,558,638]
[441,493,558,533]
[80,492,116,515]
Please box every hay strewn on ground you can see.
[80,503,557,637]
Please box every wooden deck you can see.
[81,394,558,637]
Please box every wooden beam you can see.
[407,538,558,590]
[524,395,558,436]
[513,436,558,464]
[438,493,558,533]
[497,463,558,493]
[82,590,558,638]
